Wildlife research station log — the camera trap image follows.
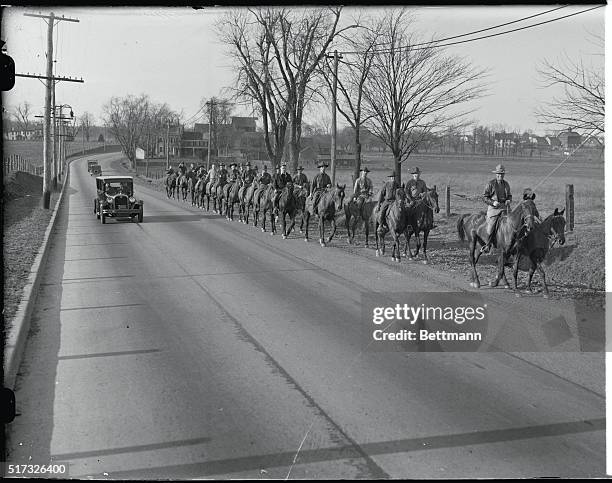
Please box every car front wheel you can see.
[101,212,106,224]
[138,208,143,223]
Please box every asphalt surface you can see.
[6,153,605,479]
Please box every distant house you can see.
[155,125,182,157]
[180,130,209,158]
[231,116,257,133]
[557,130,581,149]
[582,135,603,149]
[3,127,43,141]
[545,135,562,149]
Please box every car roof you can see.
[96,175,134,181]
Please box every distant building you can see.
[3,126,43,141]
[557,129,581,149]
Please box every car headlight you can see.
[129,197,135,203]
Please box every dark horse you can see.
[292,185,309,234]
[277,183,298,239]
[304,184,346,247]
[456,199,538,289]
[165,172,177,199]
[403,188,440,264]
[241,180,259,224]
[224,179,242,221]
[177,174,189,202]
[254,184,276,234]
[344,196,376,247]
[510,208,566,298]
[373,188,412,262]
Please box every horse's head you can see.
[334,183,346,210]
[426,187,440,214]
[551,208,566,245]
[395,187,407,207]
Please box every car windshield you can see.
[104,181,133,196]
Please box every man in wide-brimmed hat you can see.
[242,160,256,184]
[309,162,332,215]
[405,166,429,208]
[375,171,400,231]
[351,166,373,214]
[258,164,272,185]
[481,164,512,253]
[273,162,293,215]
[293,165,309,191]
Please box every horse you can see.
[254,184,276,234]
[456,199,539,290]
[188,172,200,206]
[373,188,411,262]
[277,182,298,239]
[344,196,376,247]
[177,174,189,202]
[165,172,177,199]
[241,180,259,224]
[213,179,227,214]
[194,174,207,208]
[224,178,242,221]
[303,184,346,247]
[510,208,566,298]
[403,187,440,264]
[292,185,309,234]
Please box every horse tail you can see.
[457,214,467,242]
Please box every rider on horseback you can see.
[481,164,512,254]
[258,165,272,185]
[178,162,186,177]
[166,165,175,175]
[351,167,373,214]
[242,161,256,184]
[273,162,293,216]
[309,162,332,216]
[375,172,400,232]
[293,165,309,191]
[405,167,428,208]
[229,163,240,182]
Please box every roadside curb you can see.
[4,164,72,391]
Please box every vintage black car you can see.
[94,176,143,224]
[87,160,98,172]
[90,164,102,176]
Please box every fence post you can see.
[565,184,574,232]
[445,184,451,217]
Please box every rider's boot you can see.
[480,231,495,254]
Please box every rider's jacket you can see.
[293,173,308,187]
[311,172,331,195]
[377,180,400,204]
[483,179,512,207]
[405,178,428,201]
[229,168,240,182]
[353,177,373,198]
[273,172,293,190]
[242,168,256,184]
[218,168,228,183]
[259,172,272,185]
[207,167,218,182]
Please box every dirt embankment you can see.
[3,171,60,324]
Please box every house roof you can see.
[231,116,257,128]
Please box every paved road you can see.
[6,154,605,478]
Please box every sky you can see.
[1,5,605,134]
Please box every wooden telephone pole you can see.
[23,12,81,208]
[326,50,342,185]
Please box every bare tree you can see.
[536,33,604,135]
[362,10,488,183]
[219,7,358,172]
[103,94,163,167]
[318,18,381,183]
[13,101,32,135]
[79,112,95,142]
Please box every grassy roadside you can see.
[3,172,61,325]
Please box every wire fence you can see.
[3,154,44,177]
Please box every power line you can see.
[341,5,604,56]
[353,5,568,53]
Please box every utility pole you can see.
[327,50,342,185]
[52,83,57,189]
[24,11,80,208]
[166,119,170,169]
[206,99,213,171]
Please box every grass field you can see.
[3,140,109,166]
[122,153,605,298]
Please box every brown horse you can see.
[277,183,298,239]
[165,172,177,199]
[457,199,538,289]
[510,208,566,298]
[177,174,189,202]
[374,188,411,262]
[241,180,259,224]
[254,184,276,234]
[292,185,309,234]
[224,179,242,221]
[304,185,346,247]
[345,197,376,247]
[403,187,440,264]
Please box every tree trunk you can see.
[352,126,361,185]
[394,154,401,185]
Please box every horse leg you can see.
[327,218,337,244]
[469,232,481,288]
[345,212,352,244]
[421,229,429,264]
[304,212,310,242]
[365,218,370,248]
[536,264,550,298]
[287,212,296,238]
[319,217,326,247]
[513,256,521,297]
[270,209,276,235]
[392,232,401,262]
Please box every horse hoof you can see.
[504,285,510,289]
[375,250,380,257]
[422,260,428,265]
[304,238,308,243]
[261,228,265,233]
[270,232,274,236]
[299,230,303,234]
[282,235,287,240]
[408,257,414,261]
[365,244,369,248]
